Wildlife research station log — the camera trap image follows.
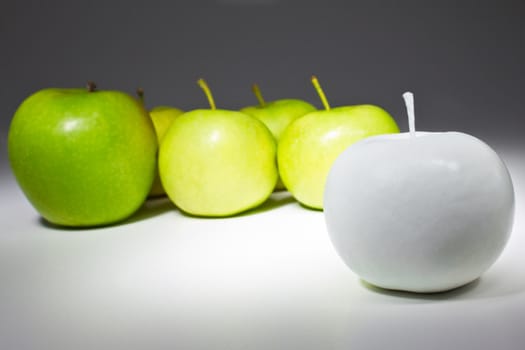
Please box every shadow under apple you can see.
[359,278,482,301]
[175,191,297,219]
[37,196,176,231]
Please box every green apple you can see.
[240,84,316,190]
[148,105,184,196]
[137,88,184,197]
[8,82,157,227]
[240,84,316,141]
[159,79,278,217]
[150,106,184,140]
[278,76,400,210]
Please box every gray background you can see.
[1,0,524,162]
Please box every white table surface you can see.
[1,146,524,350]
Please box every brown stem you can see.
[87,81,97,92]
[136,88,145,103]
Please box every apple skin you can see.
[241,99,315,191]
[324,132,515,292]
[277,104,399,209]
[159,109,278,217]
[148,105,184,197]
[8,87,157,227]
[241,99,316,141]
[150,106,184,141]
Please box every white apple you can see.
[324,92,515,293]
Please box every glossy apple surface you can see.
[242,98,315,191]
[8,86,157,227]
[148,105,184,197]
[159,109,277,217]
[241,99,315,141]
[324,132,515,292]
[278,104,399,209]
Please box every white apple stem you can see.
[402,91,416,138]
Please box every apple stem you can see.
[311,76,330,111]
[252,83,266,107]
[136,88,145,105]
[197,78,216,110]
[402,91,416,138]
[86,81,97,92]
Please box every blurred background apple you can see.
[241,83,315,190]
[137,88,184,197]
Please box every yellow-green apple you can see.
[240,84,315,190]
[278,76,400,209]
[159,79,278,217]
[8,82,157,227]
[137,88,184,197]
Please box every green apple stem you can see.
[252,83,266,107]
[402,91,416,138]
[136,88,145,105]
[311,76,330,111]
[86,81,97,92]
[197,78,216,110]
